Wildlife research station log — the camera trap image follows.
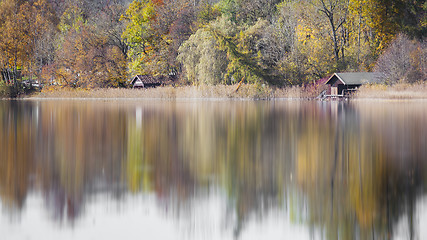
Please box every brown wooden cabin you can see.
[131,75,162,88]
[325,72,380,97]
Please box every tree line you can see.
[0,0,425,88]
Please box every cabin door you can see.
[331,87,337,95]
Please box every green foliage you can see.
[121,0,156,75]
[207,17,273,84]
[196,2,221,27]
[122,0,197,77]
[217,0,281,24]
[217,0,238,22]
[177,27,228,85]
[58,5,85,34]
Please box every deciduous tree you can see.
[0,0,57,84]
[374,34,426,84]
[122,0,196,76]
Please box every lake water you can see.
[0,100,426,240]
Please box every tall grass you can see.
[355,82,427,100]
[29,84,319,99]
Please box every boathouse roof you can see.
[326,72,381,85]
[131,75,160,85]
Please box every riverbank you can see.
[11,82,427,100]
[26,84,316,99]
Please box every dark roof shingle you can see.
[131,75,161,85]
[326,72,382,85]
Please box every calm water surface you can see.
[0,100,427,240]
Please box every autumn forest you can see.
[0,0,425,90]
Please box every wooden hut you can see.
[131,75,162,88]
[325,72,380,97]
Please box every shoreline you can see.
[2,82,427,101]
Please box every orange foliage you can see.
[151,0,164,6]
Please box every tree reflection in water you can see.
[0,100,426,239]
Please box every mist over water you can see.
[0,100,426,240]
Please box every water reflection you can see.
[0,100,426,239]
